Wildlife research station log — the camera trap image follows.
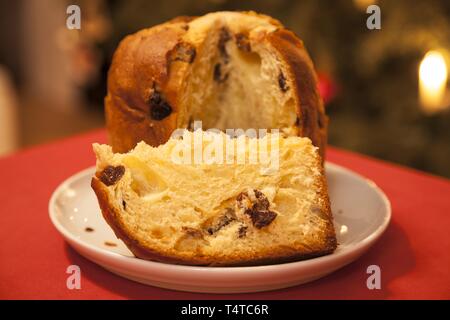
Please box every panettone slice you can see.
[91,131,337,266]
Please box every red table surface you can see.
[0,129,449,300]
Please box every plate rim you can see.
[49,162,392,273]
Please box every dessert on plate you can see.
[92,131,336,266]
[92,11,337,266]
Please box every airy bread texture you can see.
[106,11,327,158]
[91,131,337,266]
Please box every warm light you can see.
[419,51,448,113]
[354,0,377,11]
[420,51,447,91]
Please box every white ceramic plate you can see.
[49,163,391,293]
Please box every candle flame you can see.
[419,51,448,113]
[419,51,447,91]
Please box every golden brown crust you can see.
[105,11,328,159]
[314,154,338,251]
[91,153,337,267]
[266,28,328,158]
[106,22,184,151]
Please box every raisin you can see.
[278,71,289,92]
[99,165,125,186]
[249,210,277,229]
[253,190,270,211]
[238,225,248,238]
[213,63,228,83]
[85,227,94,232]
[235,33,251,52]
[207,208,236,235]
[104,241,117,247]
[218,27,231,63]
[149,89,172,120]
[169,42,196,63]
[122,200,127,210]
[236,193,245,202]
[221,209,236,224]
[236,189,277,229]
[213,63,221,81]
[236,192,252,211]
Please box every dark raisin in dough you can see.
[149,90,172,120]
[278,71,289,92]
[99,165,125,186]
[249,210,277,229]
[218,27,231,62]
[236,189,278,229]
[253,190,270,211]
[238,225,248,238]
[235,33,251,52]
[213,63,228,83]
[170,42,196,63]
[207,208,236,235]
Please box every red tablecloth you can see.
[0,129,449,300]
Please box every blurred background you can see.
[0,0,449,177]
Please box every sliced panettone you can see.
[106,11,327,158]
[91,131,337,266]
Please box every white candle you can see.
[419,51,448,114]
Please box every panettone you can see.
[105,11,327,158]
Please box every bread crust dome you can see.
[106,11,328,159]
